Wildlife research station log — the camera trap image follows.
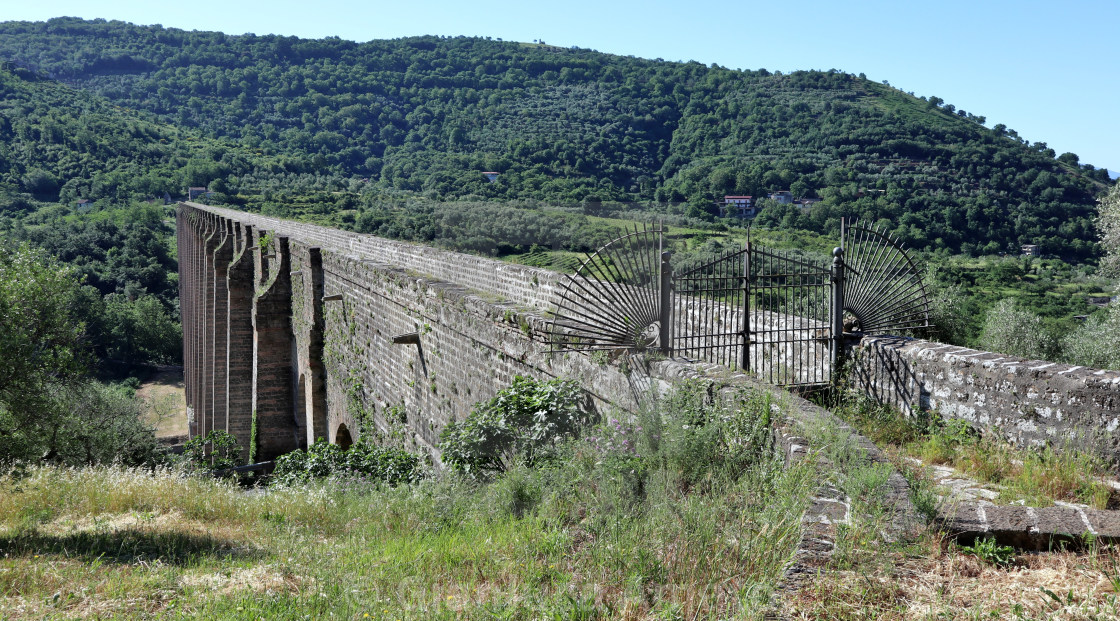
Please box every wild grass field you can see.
[0,385,815,619]
[4,383,1120,619]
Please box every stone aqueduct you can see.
[176,202,635,461]
[177,202,1120,464]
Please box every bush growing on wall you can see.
[439,376,589,475]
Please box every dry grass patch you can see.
[178,564,310,595]
[135,367,187,439]
[789,533,1120,620]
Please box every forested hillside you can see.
[0,17,1112,259]
[0,61,278,368]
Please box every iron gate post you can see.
[741,241,751,371]
[659,251,672,356]
[830,247,846,379]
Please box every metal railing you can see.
[549,220,928,389]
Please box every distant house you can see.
[795,198,822,209]
[188,186,209,201]
[1021,244,1040,257]
[75,198,92,211]
[768,190,793,204]
[720,195,756,218]
[482,172,500,183]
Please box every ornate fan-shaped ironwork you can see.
[549,224,665,353]
[840,219,931,335]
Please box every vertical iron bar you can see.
[706,257,713,362]
[659,251,672,356]
[768,249,774,385]
[830,246,845,382]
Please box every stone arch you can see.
[335,423,353,450]
[294,371,307,448]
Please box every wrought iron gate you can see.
[549,220,929,388]
[671,236,835,386]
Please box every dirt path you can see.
[136,367,187,440]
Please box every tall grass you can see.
[0,383,815,619]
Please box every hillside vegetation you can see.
[0,17,1117,378]
[0,17,1112,259]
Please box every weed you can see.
[899,462,940,524]
[961,537,1016,567]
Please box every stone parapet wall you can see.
[189,204,563,311]
[851,335,1120,461]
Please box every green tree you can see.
[1098,183,1120,278]
[978,299,1057,360]
[0,243,87,425]
[102,293,183,364]
[0,242,161,464]
[37,381,163,466]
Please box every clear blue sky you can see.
[6,0,1118,172]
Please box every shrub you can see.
[271,439,425,487]
[960,537,1015,567]
[439,376,590,475]
[181,430,242,475]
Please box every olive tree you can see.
[1060,184,1120,370]
[1099,182,1120,279]
[1062,310,1120,370]
[978,299,1057,361]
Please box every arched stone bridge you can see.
[176,202,637,461]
